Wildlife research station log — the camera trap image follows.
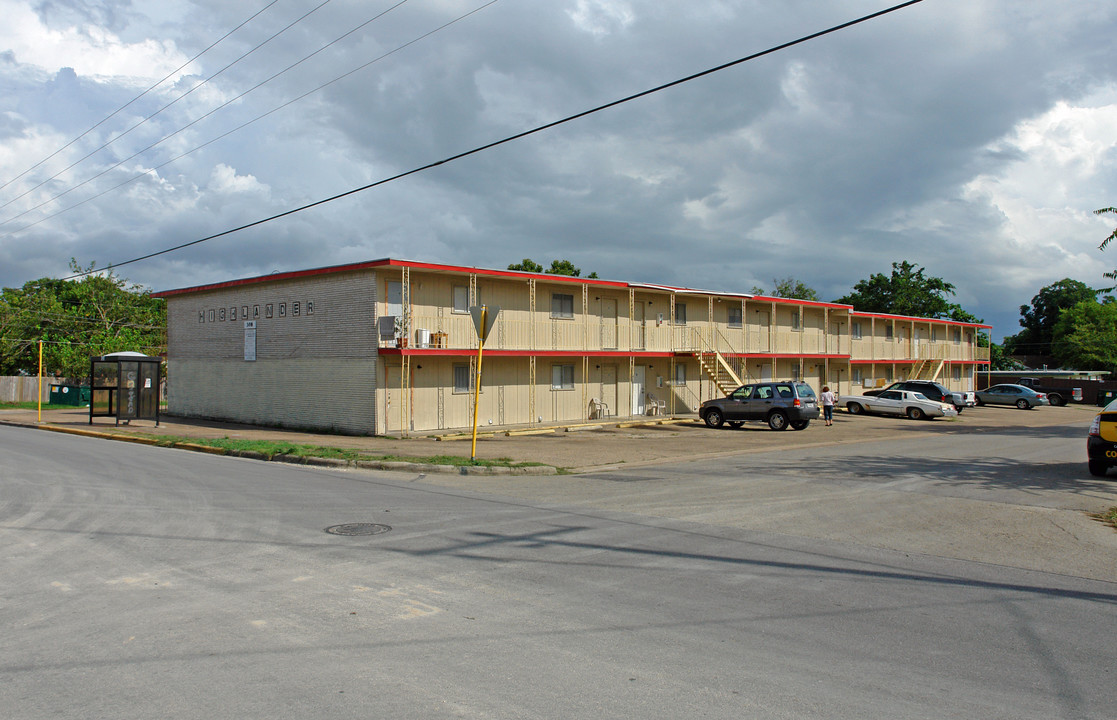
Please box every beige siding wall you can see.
[161,262,987,434]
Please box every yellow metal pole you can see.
[37,340,43,423]
[470,306,486,461]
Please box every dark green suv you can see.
[699,381,820,431]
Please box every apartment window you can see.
[675,363,686,387]
[930,327,939,343]
[791,365,801,381]
[552,364,575,390]
[727,306,742,328]
[675,302,687,325]
[791,310,800,331]
[452,286,469,314]
[852,367,863,383]
[953,365,962,382]
[885,324,894,340]
[953,328,962,345]
[453,364,472,393]
[551,293,574,319]
[851,321,863,340]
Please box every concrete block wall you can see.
[165,270,380,434]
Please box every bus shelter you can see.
[90,352,162,426]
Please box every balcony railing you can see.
[387,314,986,360]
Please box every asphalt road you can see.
[2,423,1115,719]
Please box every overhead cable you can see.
[0,0,283,194]
[64,0,925,281]
[1,0,492,238]
[0,0,338,215]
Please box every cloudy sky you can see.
[2,0,1116,339]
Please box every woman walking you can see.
[820,385,837,426]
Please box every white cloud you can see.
[0,0,187,84]
[568,0,635,37]
[209,163,269,196]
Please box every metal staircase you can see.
[688,327,742,395]
[907,358,945,382]
[696,351,742,395]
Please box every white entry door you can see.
[632,365,646,415]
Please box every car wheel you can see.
[1048,393,1064,406]
[767,411,789,431]
[703,409,724,428]
[728,421,743,429]
[790,419,810,430]
[954,405,964,414]
[907,407,925,420]
[1016,399,1030,410]
[1088,458,1109,477]
[846,402,864,415]
[975,397,984,406]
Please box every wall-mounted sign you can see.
[244,320,257,361]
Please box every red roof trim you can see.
[849,311,991,329]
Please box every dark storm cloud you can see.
[1,0,1115,340]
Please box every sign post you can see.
[468,304,499,460]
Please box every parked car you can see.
[1087,398,1117,476]
[699,381,820,431]
[844,390,958,420]
[975,384,1050,409]
[864,380,971,413]
[1016,377,1080,406]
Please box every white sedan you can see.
[844,390,959,420]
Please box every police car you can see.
[1086,399,1117,476]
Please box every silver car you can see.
[844,389,958,420]
[975,384,1050,409]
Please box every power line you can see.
[0,0,282,194]
[0,0,493,238]
[0,0,338,216]
[64,0,925,282]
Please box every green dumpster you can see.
[1097,389,1117,407]
[49,384,91,407]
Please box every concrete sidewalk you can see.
[0,403,1103,472]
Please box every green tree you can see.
[1097,206,1117,286]
[1002,278,1098,356]
[507,258,544,273]
[1050,299,1117,373]
[508,258,598,279]
[750,277,819,301]
[0,260,165,378]
[833,261,969,319]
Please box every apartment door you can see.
[758,363,772,381]
[632,365,646,415]
[600,364,618,416]
[386,281,403,318]
[829,322,841,354]
[756,311,771,352]
[383,365,402,435]
[633,302,646,350]
[600,298,618,349]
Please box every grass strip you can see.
[142,435,547,468]
[1089,507,1117,532]
[0,401,68,410]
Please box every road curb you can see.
[0,417,559,476]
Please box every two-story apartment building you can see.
[155,258,991,435]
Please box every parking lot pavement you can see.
[0,402,1104,471]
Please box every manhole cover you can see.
[324,523,392,536]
